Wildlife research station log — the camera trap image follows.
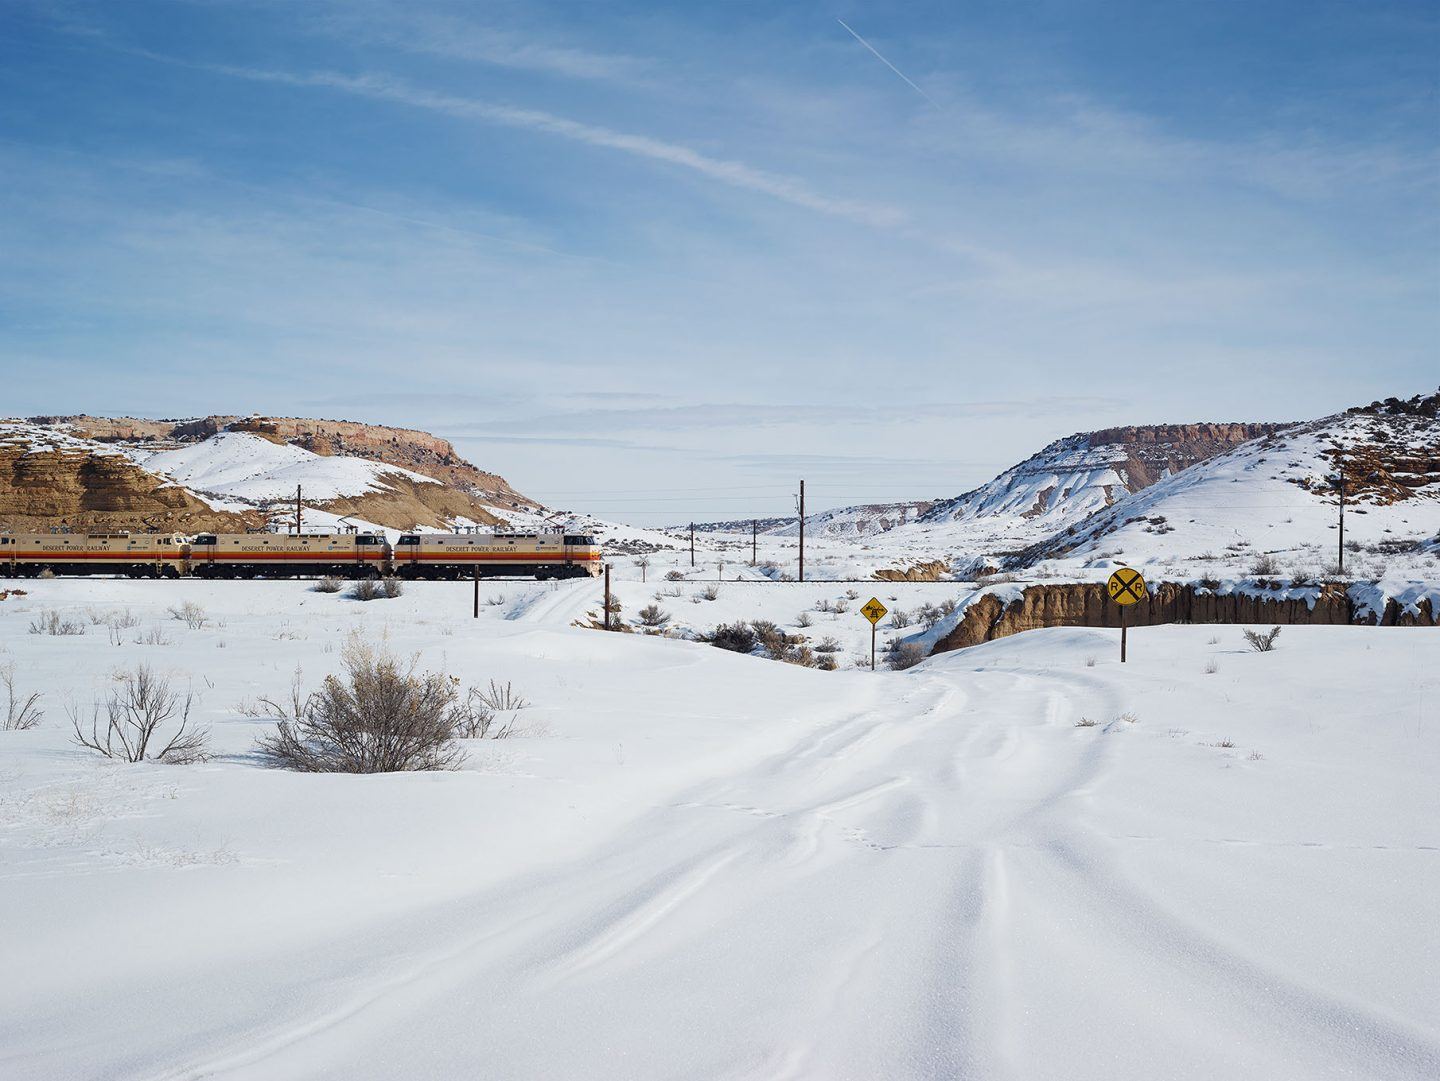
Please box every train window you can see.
[194,535,217,545]
[397,536,419,545]
[563,535,596,545]
[357,535,380,546]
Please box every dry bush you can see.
[1214,738,1236,749]
[381,576,404,599]
[1242,626,1282,652]
[136,626,172,646]
[707,623,758,653]
[699,583,721,601]
[816,654,838,671]
[69,665,209,763]
[664,570,686,582]
[1074,717,1099,728]
[1084,656,1097,668]
[453,680,530,739]
[486,593,507,606]
[888,608,911,629]
[814,635,842,653]
[28,610,85,636]
[350,578,382,601]
[795,612,814,627]
[887,642,927,670]
[2,663,44,731]
[254,640,466,772]
[313,576,343,594]
[815,598,836,613]
[845,588,860,600]
[167,601,209,629]
[1250,553,1281,577]
[637,603,671,629]
[1204,658,1219,675]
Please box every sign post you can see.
[860,597,888,670]
[1105,567,1147,663]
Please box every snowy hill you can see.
[139,431,442,507]
[1023,391,1440,579]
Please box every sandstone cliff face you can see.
[1085,423,1289,489]
[11,414,541,532]
[43,414,538,509]
[0,434,248,533]
[929,581,1436,654]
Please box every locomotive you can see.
[0,531,602,580]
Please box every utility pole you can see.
[603,563,612,630]
[473,565,479,619]
[798,479,805,582]
[690,523,695,567]
[751,519,757,566]
[294,484,302,535]
[1337,459,1346,575]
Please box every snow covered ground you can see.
[1,577,1437,1080]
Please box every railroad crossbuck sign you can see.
[1105,567,1146,663]
[1106,567,1147,606]
[861,598,888,625]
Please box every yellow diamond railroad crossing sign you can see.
[1106,567,1147,606]
[861,598,889,625]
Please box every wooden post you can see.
[1120,604,1127,664]
[604,563,612,630]
[1337,464,1345,575]
[473,564,479,618]
[689,524,695,568]
[751,519,757,566]
[294,484,302,535]
[798,479,805,582]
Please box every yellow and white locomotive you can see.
[392,531,601,580]
[0,532,188,578]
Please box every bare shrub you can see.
[69,666,209,763]
[814,635,842,653]
[486,593,506,606]
[707,623,758,653]
[254,641,466,772]
[381,576,404,599]
[313,576,343,594]
[888,608,911,629]
[1074,717,1099,728]
[28,610,85,636]
[845,588,860,600]
[136,626,172,646]
[816,654,838,671]
[1204,658,1219,675]
[815,598,836,613]
[1242,626,1282,652]
[699,583,721,601]
[2,663,44,730]
[1084,656,1097,668]
[833,599,850,613]
[787,645,817,668]
[350,578,382,601]
[1118,711,1138,724]
[916,602,942,630]
[1250,553,1281,577]
[453,680,529,739]
[664,570,686,582]
[637,603,671,629]
[1214,738,1236,749]
[795,612,814,628]
[167,601,209,629]
[887,642,926,670]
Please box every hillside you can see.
[1021,390,1440,579]
[1,416,542,533]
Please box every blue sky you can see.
[2,0,1436,523]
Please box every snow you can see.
[2,576,1437,1080]
[141,431,442,506]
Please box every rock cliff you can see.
[929,580,1436,654]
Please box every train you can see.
[0,530,603,580]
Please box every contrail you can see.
[836,18,940,108]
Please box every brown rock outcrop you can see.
[930,581,1435,654]
[0,438,249,533]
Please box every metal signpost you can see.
[1105,567,1147,663]
[861,597,888,670]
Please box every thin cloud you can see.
[168,59,906,229]
[837,19,940,109]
